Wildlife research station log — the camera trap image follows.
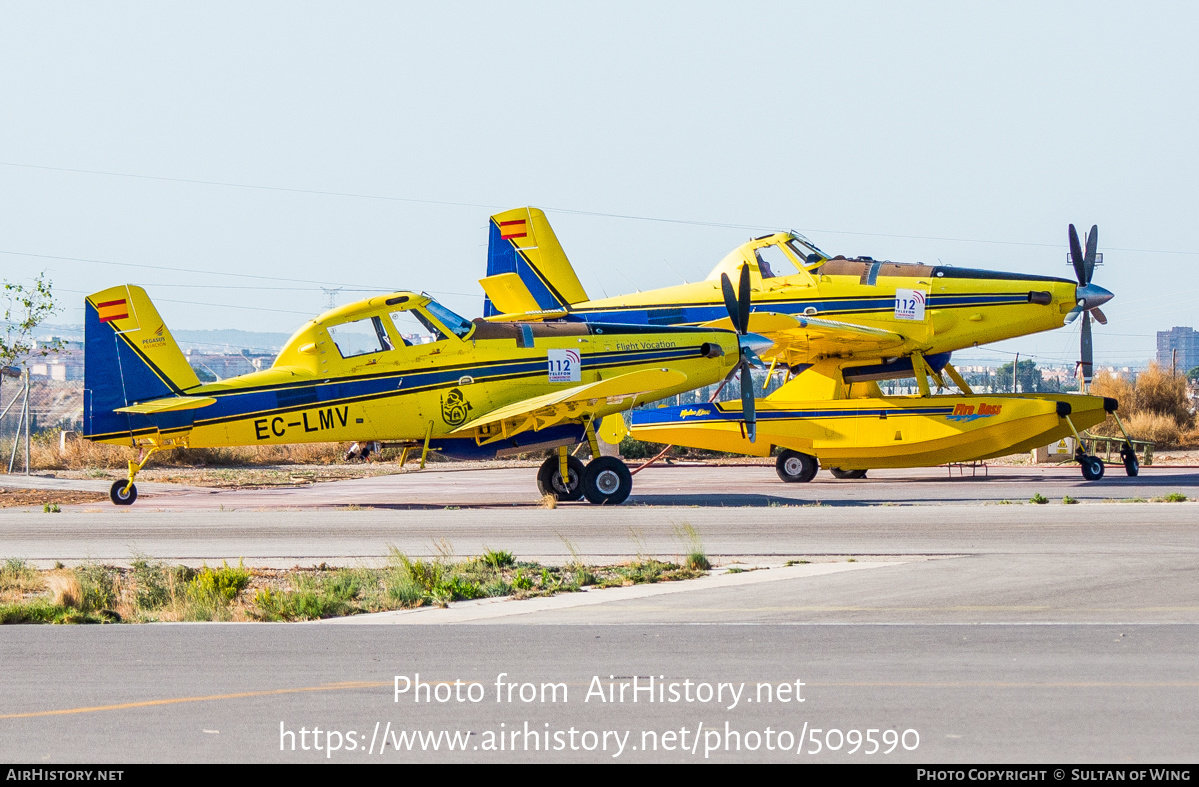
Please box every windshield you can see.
[785,234,828,267]
[388,309,446,346]
[424,300,475,339]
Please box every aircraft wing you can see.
[701,312,906,359]
[451,368,686,439]
[114,395,217,414]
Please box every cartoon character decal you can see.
[440,387,473,426]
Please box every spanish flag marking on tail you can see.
[97,299,129,323]
[499,219,528,240]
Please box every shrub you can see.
[188,560,250,604]
[1125,412,1184,448]
[1090,363,1195,447]
[73,563,118,612]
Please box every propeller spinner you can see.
[1065,224,1113,384]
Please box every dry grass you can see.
[18,429,352,471]
[1089,363,1198,448]
[45,571,81,608]
[0,551,709,624]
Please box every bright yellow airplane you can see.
[83,285,751,505]
[480,209,1135,481]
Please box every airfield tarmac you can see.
[1,464,1196,763]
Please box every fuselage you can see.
[553,246,1078,369]
[84,291,740,459]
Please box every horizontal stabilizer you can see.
[114,396,217,415]
[478,272,543,315]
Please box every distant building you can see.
[28,338,84,381]
[1157,327,1199,373]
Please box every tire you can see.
[536,455,585,501]
[829,467,868,480]
[581,456,633,506]
[110,480,137,506]
[1080,455,1105,481]
[1122,449,1139,478]
[776,450,818,483]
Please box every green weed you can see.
[482,549,515,569]
[1029,493,1049,505]
[673,522,711,572]
[1062,495,1079,505]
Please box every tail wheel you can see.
[537,455,585,501]
[109,480,137,506]
[1121,448,1139,477]
[1080,455,1105,481]
[581,457,632,506]
[829,468,868,480]
[776,450,818,483]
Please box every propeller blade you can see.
[737,263,752,336]
[1064,304,1083,324]
[1091,306,1108,325]
[720,272,741,334]
[1080,311,1093,383]
[1068,224,1086,285]
[739,359,756,443]
[1083,224,1098,285]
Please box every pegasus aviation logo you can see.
[141,324,168,349]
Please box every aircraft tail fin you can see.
[83,285,201,438]
[481,207,589,316]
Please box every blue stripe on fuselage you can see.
[86,345,706,439]
[567,293,1029,326]
[632,403,958,427]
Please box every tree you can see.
[994,358,1045,393]
[1187,366,1199,382]
[1,273,64,371]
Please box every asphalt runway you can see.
[3,624,1196,763]
[6,463,1198,510]
[1,464,1196,763]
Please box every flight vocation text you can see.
[394,673,804,708]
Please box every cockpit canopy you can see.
[321,295,475,360]
[706,232,829,283]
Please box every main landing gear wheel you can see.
[776,450,818,483]
[581,456,633,506]
[537,455,585,501]
[1080,455,1105,481]
[1121,447,1139,477]
[829,468,868,480]
[110,480,137,506]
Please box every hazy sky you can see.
[2,1,1196,368]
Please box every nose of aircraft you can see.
[1075,283,1114,310]
[739,332,774,356]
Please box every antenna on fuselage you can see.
[663,258,690,284]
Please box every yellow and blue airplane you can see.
[83,285,752,505]
[479,208,1136,481]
